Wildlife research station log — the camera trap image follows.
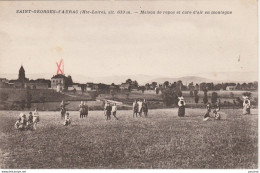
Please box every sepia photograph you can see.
[0,0,258,170]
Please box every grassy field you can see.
[0,108,257,169]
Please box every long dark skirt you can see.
[61,108,66,119]
[80,108,88,118]
[143,107,148,117]
[178,106,185,117]
[246,107,251,114]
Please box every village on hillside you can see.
[0,65,258,111]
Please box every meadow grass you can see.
[0,108,257,169]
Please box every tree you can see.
[236,83,241,90]
[125,92,130,100]
[214,84,223,90]
[188,82,194,90]
[145,83,150,90]
[81,85,85,94]
[163,81,169,88]
[90,91,99,100]
[140,86,145,93]
[203,90,208,104]
[211,92,218,105]
[236,97,243,107]
[194,89,199,104]
[177,80,183,90]
[110,90,115,99]
[132,80,139,88]
[126,79,132,84]
[195,95,199,104]
[189,90,194,97]
[242,92,252,98]
[67,75,73,85]
[151,82,157,89]
[194,89,198,96]
[161,88,179,106]
[161,88,175,106]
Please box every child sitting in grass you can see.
[64,113,71,126]
[15,113,27,130]
[213,102,221,120]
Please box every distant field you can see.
[0,88,92,103]
[0,108,257,168]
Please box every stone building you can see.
[51,74,67,92]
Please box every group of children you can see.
[79,101,89,118]
[14,109,40,130]
[203,102,221,121]
[104,102,119,120]
[133,99,149,117]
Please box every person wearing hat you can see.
[243,96,251,115]
[178,97,186,117]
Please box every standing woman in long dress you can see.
[33,108,40,130]
[137,99,143,117]
[60,100,66,120]
[133,100,138,118]
[178,97,186,117]
[83,101,88,118]
[243,96,251,115]
[79,101,84,118]
[142,99,149,117]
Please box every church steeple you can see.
[18,65,25,81]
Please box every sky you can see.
[0,0,257,79]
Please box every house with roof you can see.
[0,78,9,88]
[51,74,67,92]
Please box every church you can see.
[8,65,29,88]
[8,65,49,89]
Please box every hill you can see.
[147,76,213,85]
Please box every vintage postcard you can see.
[0,0,258,170]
